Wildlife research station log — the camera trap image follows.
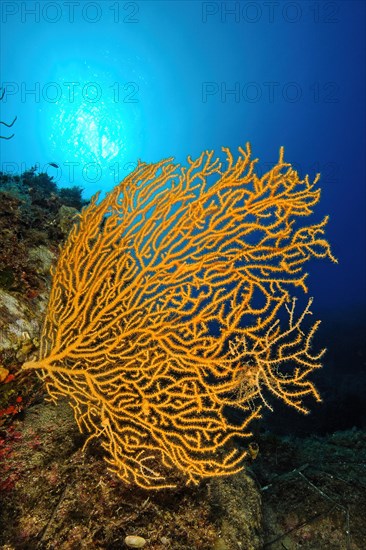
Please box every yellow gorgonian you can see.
[23,143,337,489]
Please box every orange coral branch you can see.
[23,143,337,489]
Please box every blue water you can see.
[0,0,365,323]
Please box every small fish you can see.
[49,162,59,168]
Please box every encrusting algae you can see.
[22,143,337,489]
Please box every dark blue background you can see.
[1,1,365,431]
